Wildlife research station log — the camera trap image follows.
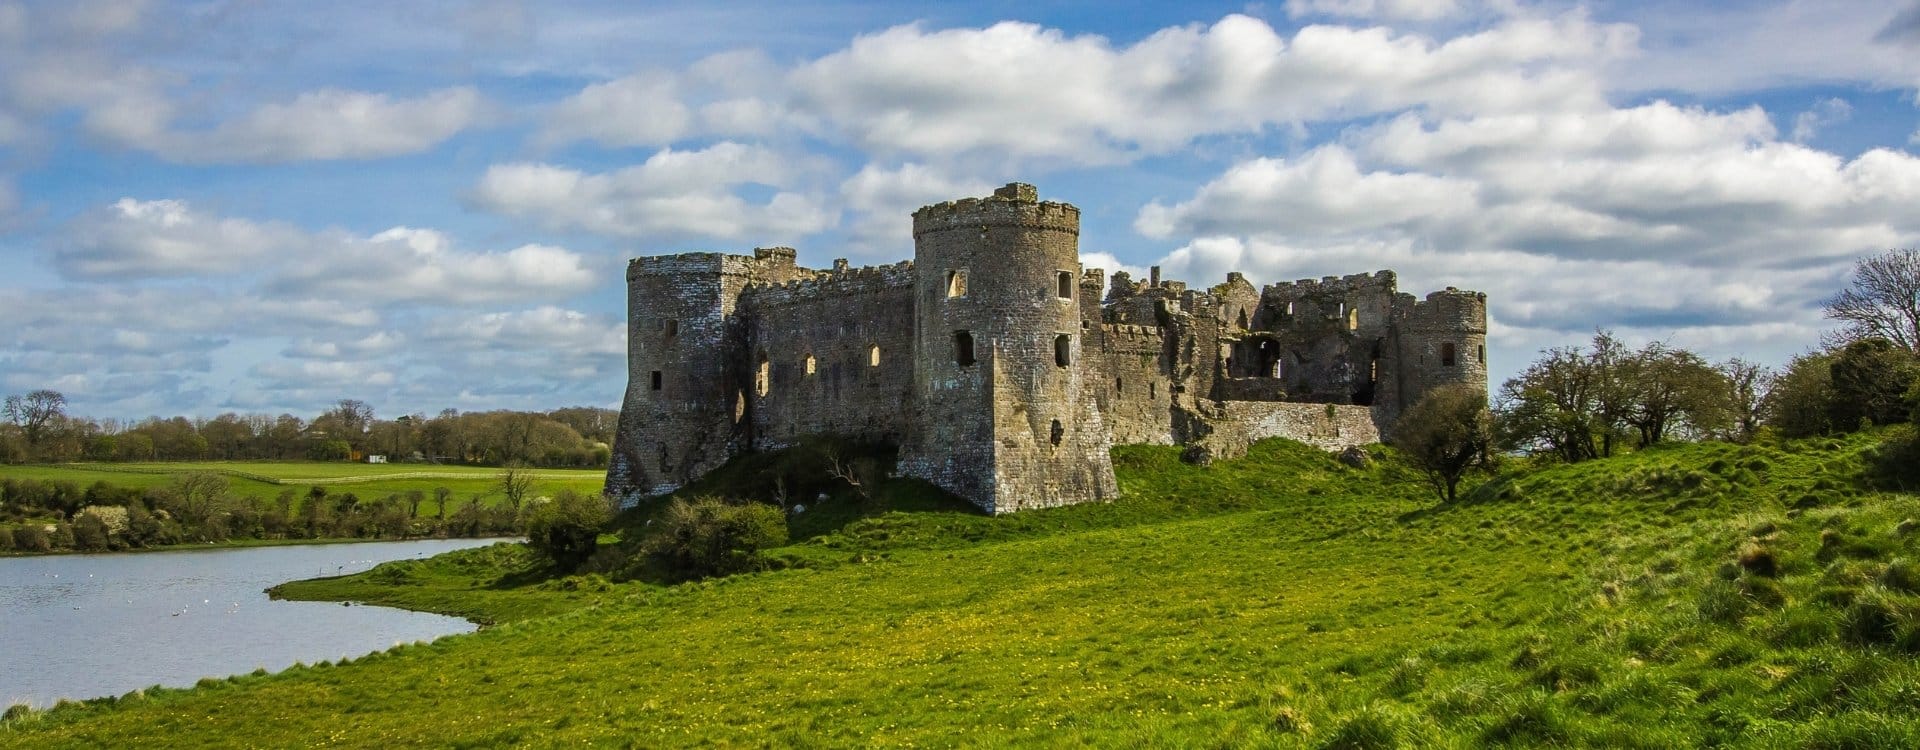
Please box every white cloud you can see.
[1791,97,1853,142]
[272,226,596,305]
[1284,0,1470,22]
[1135,147,1477,239]
[468,142,837,239]
[536,71,690,148]
[535,13,1632,165]
[100,87,485,164]
[59,198,303,279]
[424,306,624,355]
[838,163,993,254]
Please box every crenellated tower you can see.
[899,183,1118,513]
[1393,287,1490,420]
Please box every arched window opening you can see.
[1236,309,1249,329]
[1049,419,1064,447]
[1347,307,1359,331]
[954,330,975,367]
[946,269,968,298]
[1115,377,1123,393]
[804,354,816,375]
[1054,334,1072,368]
[1257,339,1282,378]
[733,391,745,423]
[1057,271,1074,299]
[868,345,881,367]
[1441,343,1457,367]
[756,355,771,396]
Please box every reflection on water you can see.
[0,538,508,708]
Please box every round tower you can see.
[899,183,1117,513]
[1396,287,1490,417]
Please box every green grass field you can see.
[5,433,1919,747]
[0,461,607,510]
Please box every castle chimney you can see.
[993,182,1037,201]
[1150,265,1161,287]
[833,258,849,273]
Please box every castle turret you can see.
[1394,287,1489,421]
[899,183,1118,513]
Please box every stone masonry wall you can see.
[740,262,916,448]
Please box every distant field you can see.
[0,462,608,507]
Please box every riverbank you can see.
[6,434,1920,746]
[0,534,522,559]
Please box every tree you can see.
[3,390,66,446]
[1392,384,1494,503]
[1824,248,1920,354]
[1714,358,1774,443]
[524,490,613,570]
[497,464,534,514]
[1765,352,1837,438]
[1496,345,1600,462]
[1619,343,1729,447]
[1828,338,1920,430]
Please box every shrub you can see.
[640,496,789,581]
[524,490,613,571]
[12,524,50,553]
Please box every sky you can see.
[1,0,1918,421]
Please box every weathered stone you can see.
[1338,446,1373,469]
[608,183,1488,514]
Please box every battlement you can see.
[912,183,1080,238]
[740,260,916,306]
[1260,270,1398,300]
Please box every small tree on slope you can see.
[1394,383,1495,503]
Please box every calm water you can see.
[0,538,509,708]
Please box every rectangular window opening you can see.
[650,371,662,391]
[1054,334,1071,367]
[1441,343,1457,367]
[954,331,975,367]
[1057,271,1073,300]
[1477,344,1485,364]
[664,319,678,338]
[946,269,968,298]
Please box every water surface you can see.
[0,538,507,708]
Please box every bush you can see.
[524,490,613,571]
[640,496,789,581]
[12,524,50,553]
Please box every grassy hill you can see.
[5,433,1919,747]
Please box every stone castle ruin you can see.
[607,183,1487,514]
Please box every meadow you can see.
[4,433,1919,747]
[0,461,606,511]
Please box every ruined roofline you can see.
[1261,269,1399,298]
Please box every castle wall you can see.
[1096,324,1174,445]
[739,263,916,447]
[1214,402,1382,453]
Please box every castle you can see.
[607,183,1487,514]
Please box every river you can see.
[0,538,508,709]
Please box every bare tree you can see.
[3,389,67,445]
[497,463,534,514]
[1825,248,1920,354]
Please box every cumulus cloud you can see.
[468,142,836,239]
[59,198,304,279]
[838,163,993,254]
[1284,0,1471,22]
[97,87,485,164]
[270,227,596,305]
[534,13,1632,165]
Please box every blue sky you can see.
[2,0,1917,420]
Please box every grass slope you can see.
[6,434,1920,747]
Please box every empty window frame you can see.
[946,269,968,298]
[1050,419,1064,446]
[868,345,881,367]
[1477,344,1486,364]
[664,319,678,338]
[804,354,817,375]
[1057,271,1074,299]
[954,330,976,366]
[756,355,771,396]
[1054,334,1072,368]
[1347,307,1359,331]
[1441,343,1457,367]
[650,370,662,391]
